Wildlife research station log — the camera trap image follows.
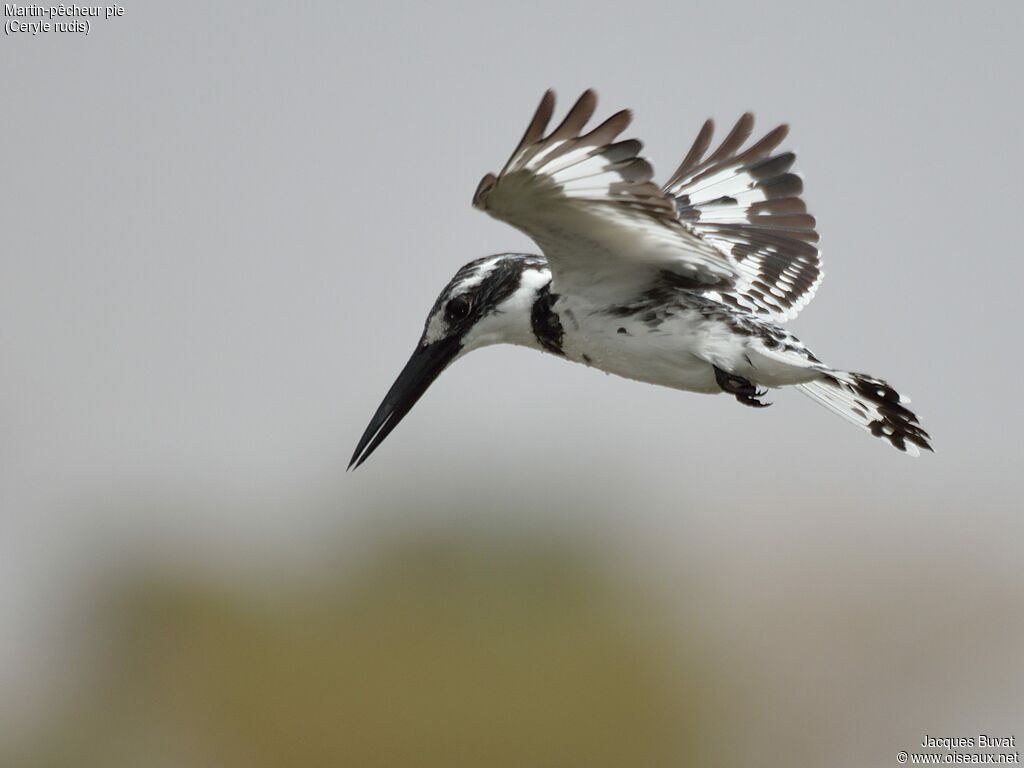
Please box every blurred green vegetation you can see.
[11,528,737,768]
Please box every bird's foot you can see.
[714,366,771,408]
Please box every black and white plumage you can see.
[351,90,932,468]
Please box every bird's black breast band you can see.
[531,283,564,356]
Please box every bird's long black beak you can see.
[349,337,461,469]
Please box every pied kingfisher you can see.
[351,90,932,468]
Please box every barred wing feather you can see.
[664,113,823,321]
[474,90,823,322]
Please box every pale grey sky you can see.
[3,0,1023,753]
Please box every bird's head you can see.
[350,253,550,468]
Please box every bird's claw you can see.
[714,367,772,408]
[737,390,771,408]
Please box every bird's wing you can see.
[663,113,823,321]
[473,90,822,322]
[472,90,737,301]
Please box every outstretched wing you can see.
[664,114,823,321]
[473,90,822,322]
[473,90,737,300]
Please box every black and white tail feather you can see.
[799,374,932,457]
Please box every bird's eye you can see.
[445,296,471,322]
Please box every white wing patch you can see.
[663,114,823,322]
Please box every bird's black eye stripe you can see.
[445,296,471,322]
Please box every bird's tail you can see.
[798,371,932,456]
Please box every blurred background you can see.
[3,2,1023,766]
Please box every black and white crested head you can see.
[349,254,550,468]
[419,254,550,353]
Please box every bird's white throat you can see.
[459,265,551,355]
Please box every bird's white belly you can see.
[558,306,722,393]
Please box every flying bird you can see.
[350,90,932,468]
